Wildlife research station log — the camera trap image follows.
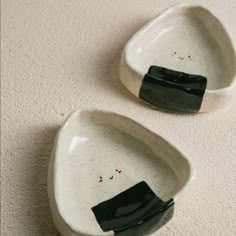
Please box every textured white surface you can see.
[1,0,236,235]
[120,3,236,113]
[49,110,192,236]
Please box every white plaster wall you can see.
[1,0,236,235]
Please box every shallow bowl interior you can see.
[49,110,192,235]
[126,5,236,90]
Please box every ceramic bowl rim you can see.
[123,3,236,93]
[48,109,195,236]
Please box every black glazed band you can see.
[92,181,174,234]
[139,66,207,112]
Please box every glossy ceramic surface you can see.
[140,66,207,112]
[120,4,236,112]
[48,110,193,236]
[92,181,174,234]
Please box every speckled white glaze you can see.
[48,109,193,236]
[120,3,236,112]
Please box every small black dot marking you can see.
[109,176,113,180]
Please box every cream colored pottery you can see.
[120,4,236,112]
[48,109,193,236]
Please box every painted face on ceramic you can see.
[171,51,192,61]
[49,110,192,236]
[98,169,122,183]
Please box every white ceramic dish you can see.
[48,109,193,236]
[120,4,236,112]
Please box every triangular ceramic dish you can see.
[48,110,193,236]
[120,4,236,112]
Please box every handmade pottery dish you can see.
[48,109,193,236]
[120,4,236,112]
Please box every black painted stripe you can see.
[92,181,174,234]
[139,66,207,112]
[115,201,174,236]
